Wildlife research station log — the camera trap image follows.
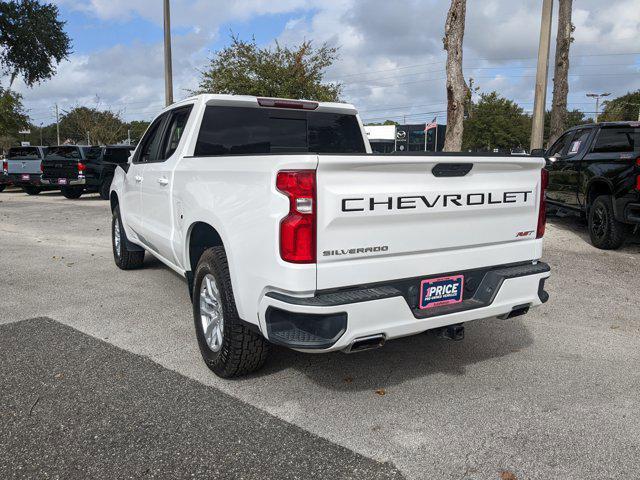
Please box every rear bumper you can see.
[258,261,550,352]
[41,177,86,186]
[614,194,640,224]
[7,173,44,186]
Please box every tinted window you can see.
[195,106,366,156]
[547,132,572,157]
[136,116,167,163]
[160,107,193,160]
[8,147,40,159]
[47,146,82,159]
[105,148,132,163]
[86,147,103,160]
[593,127,639,153]
[566,129,592,157]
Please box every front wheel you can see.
[112,206,145,269]
[193,246,269,378]
[588,195,628,250]
[23,186,41,195]
[99,176,113,200]
[61,186,83,199]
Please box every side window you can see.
[565,129,591,158]
[159,106,193,160]
[547,132,572,157]
[136,115,167,163]
[592,127,639,153]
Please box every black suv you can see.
[543,121,639,249]
[41,145,133,199]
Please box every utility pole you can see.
[163,0,174,107]
[87,132,90,146]
[586,92,610,123]
[128,129,132,145]
[530,0,554,151]
[39,123,43,145]
[55,103,61,145]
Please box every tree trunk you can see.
[443,0,470,152]
[549,0,573,146]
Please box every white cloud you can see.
[20,0,640,126]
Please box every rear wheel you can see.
[0,184,6,192]
[193,246,269,378]
[99,176,113,200]
[23,186,41,195]
[588,195,627,250]
[112,206,145,269]
[61,186,83,199]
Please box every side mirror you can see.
[530,148,546,157]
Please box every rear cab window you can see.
[47,146,84,160]
[592,126,640,153]
[194,106,366,156]
[8,147,41,160]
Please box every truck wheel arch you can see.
[187,222,225,273]
[586,180,612,210]
[110,192,119,212]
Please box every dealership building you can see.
[364,123,446,154]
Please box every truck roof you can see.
[164,94,359,116]
[565,121,640,131]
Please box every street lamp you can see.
[586,92,611,123]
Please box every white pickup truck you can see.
[110,94,550,378]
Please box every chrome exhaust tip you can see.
[344,334,385,353]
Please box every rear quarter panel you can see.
[173,154,319,324]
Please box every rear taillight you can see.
[537,168,549,239]
[77,162,86,173]
[40,162,44,173]
[636,157,640,191]
[2,160,7,174]
[276,170,316,263]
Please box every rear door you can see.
[138,105,193,263]
[547,127,593,207]
[315,155,544,289]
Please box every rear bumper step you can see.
[262,261,550,351]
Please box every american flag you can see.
[424,117,438,131]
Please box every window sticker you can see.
[569,140,581,154]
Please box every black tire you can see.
[0,184,6,192]
[112,206,145,269]
[588,195,627,250]
[99,176,113,200]
[193,246,269,378]
[61,186,83,199]
[23,186,41,195]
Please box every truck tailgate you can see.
[316,155,545,290]
[7,159,41,175]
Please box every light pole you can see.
[530,0,554,151]
[586,92,610,123]
[164,0,174,106]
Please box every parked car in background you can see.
[539,121,640,249]
[3,146,50,195]
[40,145,91,199]
[110,94,550,378]
[85,146,135,199]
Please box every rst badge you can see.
[419,275,464,309]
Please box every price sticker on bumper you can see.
[419,275,464,309]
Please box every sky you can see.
[12,0,640,127]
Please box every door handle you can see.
[157,177,169,186]
[134,175,143,183]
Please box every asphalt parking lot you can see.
[1,188,639,480]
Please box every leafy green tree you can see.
[544,109,589,145]
[127,120,151,145]
[462,92,530,151]
[196,35,341,102]
[0,0,71,86]
[60,106,126,145]
[0,87,28,141]
[365,120,399,126]
[600,90,640,122]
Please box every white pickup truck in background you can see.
[110,94,550,378]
